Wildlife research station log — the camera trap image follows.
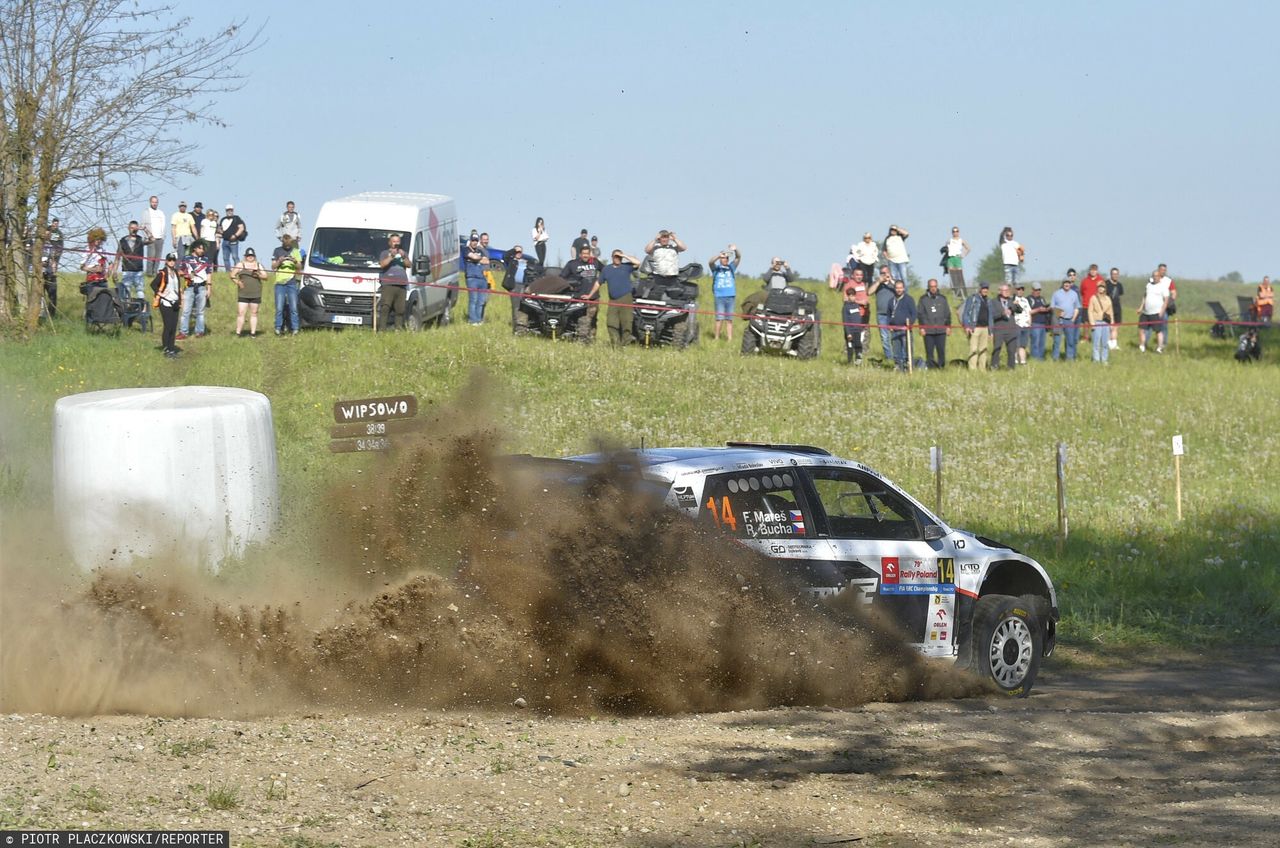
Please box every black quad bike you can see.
[631,262,703,348]
[516,269,590,341]
[741,285,821,359]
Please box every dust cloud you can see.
[0,377,985,718]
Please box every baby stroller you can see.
[83,284,125,334]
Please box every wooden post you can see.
[1174,314,1181,355]
[372,290,379,333]
[1172,434,1185,522]
[907,328,914,374]
[930,445,942,517]
[1055,442,1068,550]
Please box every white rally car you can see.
[566,442,1058,696]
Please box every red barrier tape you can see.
[46,243,1274,333]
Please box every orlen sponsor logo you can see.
[881,557,899,584]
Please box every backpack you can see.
[150,269,164,294]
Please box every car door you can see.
[803,466,957,657]
[697,469,841,590]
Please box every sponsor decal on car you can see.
[881,556,899,584]
[672,486,698,508]
[789,510,805,534]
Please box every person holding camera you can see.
[272,233,303,335]
[644,229,687,283]
[710,245,741,342]
[762,256,796,290]
[883,225,911,285]
[378,233,411,329]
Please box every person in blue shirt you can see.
[463,234,489,325]
[1049,273,1083,360]
[601,249,642,346]
[887,280,917,372]
[709,245,741,342]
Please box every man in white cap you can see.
[218,203,246,273]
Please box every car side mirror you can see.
[413,256,431,276]
[922,524,945,541]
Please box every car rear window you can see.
[700,471,812,539]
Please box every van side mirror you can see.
[922,524,945,541]
[413,256,431,276]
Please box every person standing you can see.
[601,249,641,345]
[218,204,246,273]
[990,283,1021,370]
[1050,273,1082,360]
[917,278,951,369]
[1138,269,1170,353]
[887,280,916,372]
[870,264,896,360]
[1106,267,1125,349]
[275,201,301,243]
[110,221,148,300]
[1027,284,1052,360]
[170,201,196,261]
[377,233,411,329]
[851,232,879,286]
[761,256,796,290]
[561,244,604,341]
[142,196,167,272]
[571,228,591,257]
[152,253,183,358]
[463,234,489,325]
[589,235,601,260]
[961,282,993,371]
[44,217,65,274]
[1255,276,1274,324]
[1013,284,1032,365]
[1080,264,1104,312]
[709,246,741,342]
[177,240,211,339]
[501,244,531,330]
[883,224,911,284]
[999,226,1024,285]
[1088,282,1114,363]
[645,229,687,283]
[531,216,549,267]
[199,209,220,268]
[271,233,302,335]
[840,267,870,365]
[944,227,970,297]
[231,248,267,337]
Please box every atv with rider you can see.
[741,282,821,359]
[631,261,703,348]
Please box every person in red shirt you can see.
[1080,264,1104,311]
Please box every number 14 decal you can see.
[705,496,738,532]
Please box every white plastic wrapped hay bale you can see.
[52,386,278,572]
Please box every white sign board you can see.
[929,446,941,473]
[1172,435,1184,456]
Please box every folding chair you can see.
[1206,301,1235,339]
[1237,296,1258,326]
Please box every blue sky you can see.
[131,0,1278,283]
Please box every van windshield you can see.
[309,228,411,271]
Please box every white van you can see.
[298,192,459,329]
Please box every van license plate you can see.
[332,315,363,325]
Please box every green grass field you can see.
[2,272,1276,652]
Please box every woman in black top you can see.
[1105,267,1125,349]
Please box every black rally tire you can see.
[969,593,1043,697]
[741,328,760,355]
[674,316,698,349]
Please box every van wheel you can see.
[968,594,1042,697]
[406,301,425,332]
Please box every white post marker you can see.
[1172,434,1185,522]
[930,445,943,516]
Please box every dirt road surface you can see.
[3,649,1276,847]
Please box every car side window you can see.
[700,471,812,539]
[807,468,921,541]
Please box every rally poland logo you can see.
[881,556,899,584]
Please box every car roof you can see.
[566,444,879,482]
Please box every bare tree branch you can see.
[0,0,261,332]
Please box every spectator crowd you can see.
[29,202,1276,366]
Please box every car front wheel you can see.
[969,593,1043,697]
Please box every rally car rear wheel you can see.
[970,593,1042,697]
